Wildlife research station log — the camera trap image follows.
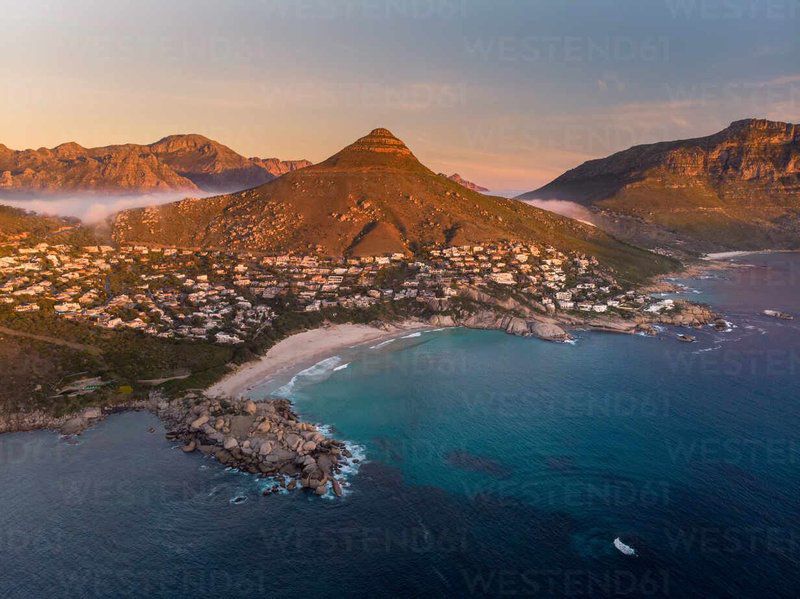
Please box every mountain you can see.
[519,119,800,253]
[0,135,310,197]
[112,128,672,281]
[147,134,311,193]
[442,173,489,192]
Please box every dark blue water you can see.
[1,253,799,597]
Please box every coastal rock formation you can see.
[159,396,348,496]
[647,301,716,327]
[0,134,310,196]
[520,119,800,253]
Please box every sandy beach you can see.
[206,320,433,399]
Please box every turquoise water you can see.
[1,253,799,597]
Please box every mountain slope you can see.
[0,205,85,243]
[519,119,800,253]
[113,128,673,282]
[0,135,310,196]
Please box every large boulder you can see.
[60,417,87,436]
[332,479,343,497]
[190,414,209,430]
[285,433,303,452]
[228,415,254,438]
[528,320,569,341]
[504,317,530,336]
[82,407,102,420]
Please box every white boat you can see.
[614,537,636,556]
[763,309,793,320]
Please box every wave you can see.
[369,338,396,350]
[324,439,367,500]
[694,345,722,354]
[274,356,343,397]
[333,363,350,371]
[401,332,422,339]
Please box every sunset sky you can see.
[2,0,798,190]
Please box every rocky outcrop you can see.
[426,286,714,341]
[427,307,570,342]
[158,396,349,496]
[647,301,716,327]
[0,401,151,435]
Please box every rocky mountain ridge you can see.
[0,134,310,196]
[520,119,800,253]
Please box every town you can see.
[0,237,668,347]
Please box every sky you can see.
[1,0,798,191]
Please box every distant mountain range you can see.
[112,128,671,281]
[519,119,800,253]
[0,134,311,196]
[442,173,489,193]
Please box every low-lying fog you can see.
[2,192,599,231]
[519,198,598,227]
[0,192,214,223]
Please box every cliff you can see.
[520,119,800,253]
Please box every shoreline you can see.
[0,258,730,437]
[703,249,798,260]
[205,320,434,400]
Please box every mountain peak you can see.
[149,134,216,152]
[350,128,411,154]
[725,118,797,139]
[319,128,420,170]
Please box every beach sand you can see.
[206,321,432,399]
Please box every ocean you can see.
[1,253,799,597]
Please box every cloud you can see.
[521,199,597,227]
